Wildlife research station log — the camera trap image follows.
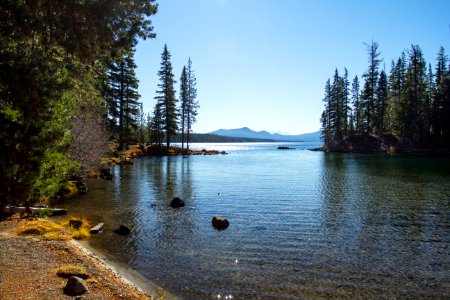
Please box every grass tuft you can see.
[16,217,91,240]
[56,264,90,279]
[15,219,64,235]
[61,217,91,240]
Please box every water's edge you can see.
[74,240,179,299]
[59,143,450,299]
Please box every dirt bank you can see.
[0,219,165,299]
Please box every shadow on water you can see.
[317,153,450,298]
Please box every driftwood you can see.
[2,206,67,216]
[90,223,104,234]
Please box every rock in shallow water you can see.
[170,197,185,208]
[63,276,88,296]
[212,216,229,230]
[114,225,131,235]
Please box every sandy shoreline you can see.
[73,240,178,299]
[0,218,175,299]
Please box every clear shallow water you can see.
[62,143,450,299]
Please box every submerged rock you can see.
[77,182,88,194]
[170,197,185,208]
[124,157,134,164]
[114,225,131,235]
[69,219,82,229]
[100,168,113,180]
[63,276,88,296]
[212,216,229,230]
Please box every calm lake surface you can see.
[63,143,450,299]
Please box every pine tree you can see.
[341,68,350,136]
[424,63,435,140]
[432,46,448,141]
[330,69,343,141]
[107,52,141,150]
[320,79,332,144]
[351,75,363,134]
[361,41,382,134]
[186,58,199,150]
[179,66,189,150]
[387,53,407,135]
[403,45,427,143]
[155,44,178,148]
[375,70,388,134]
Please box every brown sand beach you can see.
[0,218,169,300]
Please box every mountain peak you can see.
[210,127,322,142]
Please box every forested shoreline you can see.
[320,42,450,153]
[0,0,206,208]
[0,2,161,207]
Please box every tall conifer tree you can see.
[375,70,388,134]
[351,76,363,134]
[321,79,332,144]
[186,58,199,150]
[361,41,382,133]
[107,52,141,150]
[179,66,189,150]
[155,44,178,147]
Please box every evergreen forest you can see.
[0,1,198,207]
[321,42,450,152]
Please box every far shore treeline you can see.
[320,42,450,152]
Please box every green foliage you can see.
[361,41,382,134]
[320,42,450,150]
[106,52,142,150]
[33,208,54,219]
[186,58,199,149]
[179,66,189,149]
[155,44,178,147]
[33,152,79,199]
[0,1,157,205]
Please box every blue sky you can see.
[135,0,450,135]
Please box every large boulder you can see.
[114,225,131,235]
[170,197,185,208]
[212,216,229,230]
[63,276,88,296]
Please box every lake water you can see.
[62,143,450,299]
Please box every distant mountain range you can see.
[210,127,322,142]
